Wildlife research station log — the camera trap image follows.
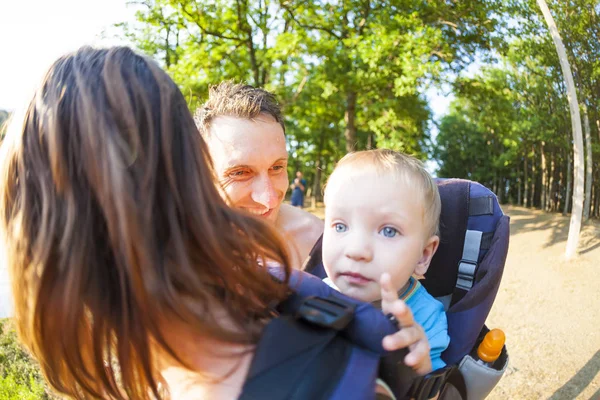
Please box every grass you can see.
[0,319,56,400]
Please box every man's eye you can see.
[334,223,348,233]
[271,165,285,171]
[380,227,398,238]
[229,170,248,177]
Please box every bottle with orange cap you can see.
[475,328,505,368]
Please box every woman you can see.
[0,47,427,399]
[1,46,296,399]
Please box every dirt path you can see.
[306,203,600,399]
[486,206,600,400]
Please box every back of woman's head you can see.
[0,46,290,399]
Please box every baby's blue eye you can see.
[380,227,398,238]
[334,223,348,233]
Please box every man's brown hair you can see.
[0,47,291,400]
[194,81,285,135]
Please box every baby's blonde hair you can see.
[325,149,441,238]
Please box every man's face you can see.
[207,114,288,223]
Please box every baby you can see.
[322,149,449,370]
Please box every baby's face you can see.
[322,170,430,303]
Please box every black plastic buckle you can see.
[409,366,454,400]
[296,295,356,331]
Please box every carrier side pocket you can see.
[458,345,508,400]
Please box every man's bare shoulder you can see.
[278,204,323,241]
[277,204,324,268]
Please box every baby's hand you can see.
[380,273,432,375]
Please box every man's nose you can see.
[251,175,280,209]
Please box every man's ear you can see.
[415,235,440,276]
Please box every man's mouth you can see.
[245,208,274,218]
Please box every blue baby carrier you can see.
[301,178,510,399]
[239,268,420,400]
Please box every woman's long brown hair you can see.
[0,47,291,399]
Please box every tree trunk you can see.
[591,177,597,218]
[541,142,547,211]
[517,161,522,206]
[312,129,327,205]
[595,168,600,218]
[538,0,585,258]
[524,155,529,207]
[596,169,600,218]
[517,171,522,205]
[311,158,322,209]
[367,132,373,149]
[582,105,593,221]
[344,91,358,153]
[563,151,572,217]
[558,153,563,211]
[558,149,565,211]
[531,145,536,208]
[595,177,600,218]
[548,151,555,212]
[293,140,301,173]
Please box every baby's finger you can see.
[382,323,422,351]
[387,297,415,328]
[404,339,432,375]
[379,273,399,314]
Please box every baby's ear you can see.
[415,235,440,276]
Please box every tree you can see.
[537,0,584,259]
[279,0,506,153]
[435,45,573,211]
[118,0,506,204]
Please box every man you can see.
[194,82,323,270]
[290,171,307,208]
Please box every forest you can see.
[114,0,599,221]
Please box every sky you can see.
[0,0,138,317]
[0,0,136,112]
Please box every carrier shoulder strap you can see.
[239,312,349,400]
[239,291,379,400]
[452,193,496,305]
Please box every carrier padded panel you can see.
[303,234,326,278]
[421,179,470,297]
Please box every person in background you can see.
[290,170,307,208]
